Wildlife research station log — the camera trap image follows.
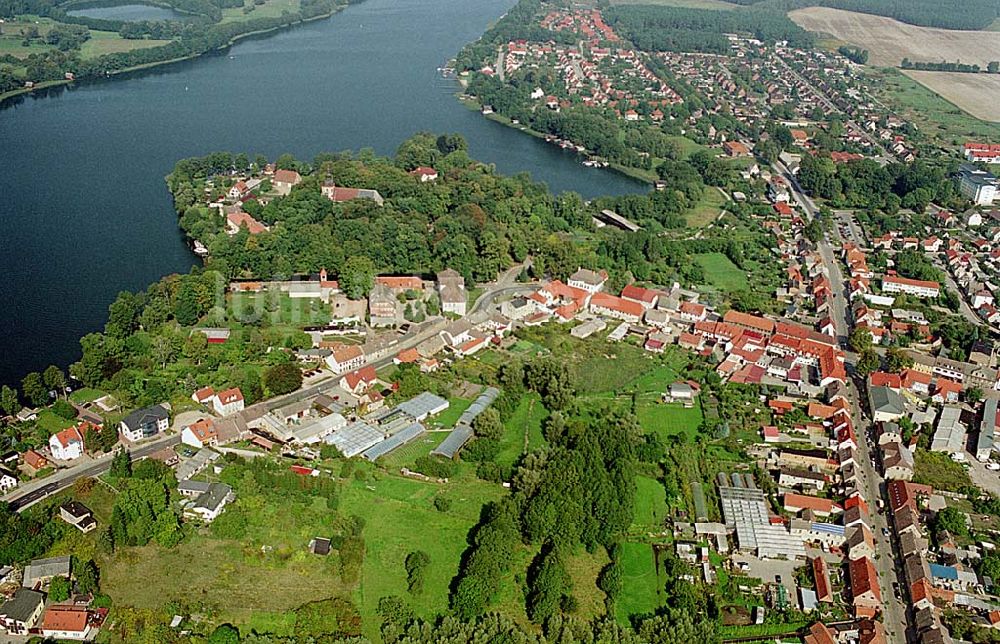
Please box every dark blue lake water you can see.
[0,0,645,387]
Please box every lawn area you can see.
[228,292,332,327]
[431,397,472,429]
[574,341,658,394]
[632,476,667,531]
[35,409,76,434]
[69,388,105,404]
[685,188,727,229]
[616,541,663,623]
[636,401,704,442]
[340,473,504,640]
[377,431,448,470]
[694,252,748,291]
[876,68,1000,146]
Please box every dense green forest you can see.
[168,134,760,289]
[0,0,348,96]
[603,4,814,53]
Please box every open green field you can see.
[228,292,333,327]
[35,409,76,434]
[432,396,472,429]
[633,475,667,531]
[80,31,171,59]
[876,68,1000,146]
[339,474,505,640]
[69,388,105,404]
[695,252,749,291]
[686,188,727,228]
[636,401,704,442]
[616,541,664,622]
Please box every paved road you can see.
[4,433,180,511]
[780,163,909,643]
[4,268,537,511]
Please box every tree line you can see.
[603,4,814,53]
[901,58,986,73]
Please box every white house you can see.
[40,606,91,641]
[0,469,17,493]
[568,268,607,294]
[326,345,366,374]
[437,268,467,316]
[212,388,244,416]
[184,483,235,523]
[48,425,85,461]
[181,418,219,449]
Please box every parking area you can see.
[731,553,804,598]
[967,455,1000,497]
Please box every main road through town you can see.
[781,163,910,643]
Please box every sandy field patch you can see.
[901,70,1000,122]
[789,6,1000,67]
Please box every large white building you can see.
[958,163,997,206]
[48,425,85,461]
[882,275,940,299]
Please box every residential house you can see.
[589,292,644,323]
[183,482,235,523]
[58,501,96,533]
[368,283,398,327]
[120,404,169,442]
[869,386,905,423]
[272,168,302,195]
[40,605,92,641]
[48,425,85,461]
[212,388,244,416]
[22,555,71,589]
[181,418,219,449]
[326,345,365,374]
[849,556,881,617]
[0,588,45,635]
[340,365,378,395]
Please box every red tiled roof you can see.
[590,292,644,318]
[621,284,657,304]
[723,310,775,334]
[41,606,88,633]
[784,493,841,514]
[849,556,881,603]
[344,365,377,391]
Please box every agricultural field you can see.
[789,7,1000,68]
[875,68,1000,143]
[900,70,1000,123]
[79,31,171,59]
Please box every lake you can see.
[66,3,189,21]
[0,0,645,388]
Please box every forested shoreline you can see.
[0,0,354,99]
